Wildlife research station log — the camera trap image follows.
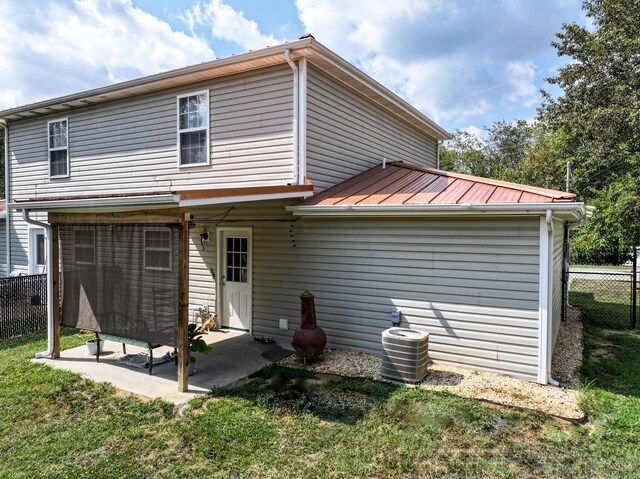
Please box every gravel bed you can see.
[278,314,585,420]
[551,306,584,388]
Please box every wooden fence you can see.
[0,274,48,340]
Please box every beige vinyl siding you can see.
[551,218,565,348]
[8,210,48,275]
[189,200,541,381]
[305,65,439,192]
[0,219,6,277]
[8,65,294,201]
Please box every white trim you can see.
[4,122,10,275]
[537,213,556,384]
[537,215,549,383]
[216,227,253,334]
[179,190,313,208]
[28,225,47,275]
[176,90,210,168]
[287,202,586,222]
[47,118,69,179]
[298,57,308,184]
[284,50,299,184]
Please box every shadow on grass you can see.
[209,364,400,425]
[569,291,633,330]
[581,325,640,398]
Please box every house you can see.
[0,35,584,390]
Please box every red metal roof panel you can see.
[407,176,456,204]
[456,182,497,204]
[486,187,524,204]
[298,161,578,208]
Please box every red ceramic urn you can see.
[292,291,327,360]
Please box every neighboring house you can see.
[0,35,584,388]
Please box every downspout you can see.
[2,120,9,276]
[22,209,54,359]
[545,210,560,387]
[436,141,440,169]
[284,49,300,185]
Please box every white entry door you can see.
[219,229,252,331]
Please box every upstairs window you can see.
[48,119,69,178]
[74,229,95,265]
[177,91,209,166]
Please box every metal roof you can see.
[0,35,450,141]
[299,162,577,207]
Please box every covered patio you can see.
[36,330,292,403]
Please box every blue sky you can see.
[0,0,587,135]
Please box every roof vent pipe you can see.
[22,209,55,359]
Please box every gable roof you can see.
[0,35,450,141]
[290,162,584,221]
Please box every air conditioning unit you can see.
[381,327,429,383]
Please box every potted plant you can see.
[86,337,104,356]
[187,323,212,376]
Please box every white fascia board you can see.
[179,190,313,208]
[8,194,179,213]
[287,202,585,221]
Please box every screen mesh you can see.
[60,224,180,347]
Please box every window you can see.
[48,119,69,177]
[74,229,95,265]
[29,228,46,274]
[144,229,172,270]
[177,91,209,166]
[226,236,248,283]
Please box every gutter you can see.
[2,121,8,275]
[287,202,586,222]
[8,193,178,212]
[22,209,54,359]
[284,49,300,185]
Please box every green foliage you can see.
[440,121,565,190]
[2,330,640,477]
[541,0,640,262]
[188,323,212,355]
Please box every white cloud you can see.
[0,0,214,110]
[182,0,282,51]
[295,0,583,129]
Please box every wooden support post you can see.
[177,210,190,392]
[51,223,61,359]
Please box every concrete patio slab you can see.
[34,330,293,404]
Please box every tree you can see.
[540,0,640,262]
[440,120,565,191]
[439,129,487,176]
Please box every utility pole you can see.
[566,161,572,192]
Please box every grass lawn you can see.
[0,329,639,478]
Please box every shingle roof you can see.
[300,162,576,207]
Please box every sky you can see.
[0,0,587,135]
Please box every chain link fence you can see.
[0,274,48,340]
[568,270,638,330]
